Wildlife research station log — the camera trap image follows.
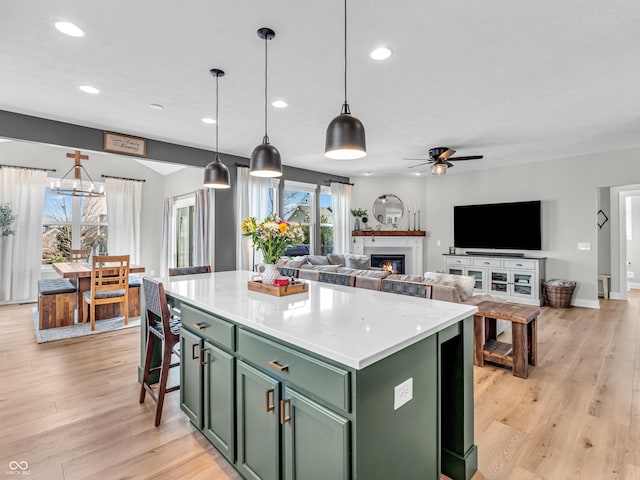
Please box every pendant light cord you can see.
[344,0,348,106]
[215,73,219,158]
[264,34,269,143]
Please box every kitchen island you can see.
[163,270,478,480]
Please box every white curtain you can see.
[106,178,142,264]
[194,188,212,267]
[159,197,173,277]
[0,167,46,302]
[236,167,280,270]
[330,182,352,254]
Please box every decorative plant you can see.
[241,216,305,264]
[350,208,367,218]
[0,203,17,237]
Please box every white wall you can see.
[626,196,640,287]
[0,140,166,276]
[422,148,640,308]
[597,187,611,276]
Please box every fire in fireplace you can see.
[370,254,405,274]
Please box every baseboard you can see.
[628,282,640,290]
[609,291,625,300]
[571,298,601,309]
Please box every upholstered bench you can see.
[38,278,77,329]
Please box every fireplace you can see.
[371,254,405,274]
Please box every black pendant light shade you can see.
[325,103,366,160]
[250,27,283,178]
[203,68,231,189]
[324,0,366,160]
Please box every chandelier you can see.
[50,150,104,197]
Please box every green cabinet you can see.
[180,327,235,463]
[237,361,281,480]
[180,327,202,427]
[236,361,350,480]
[283,387,350,480]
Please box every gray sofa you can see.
[276,255,491,305]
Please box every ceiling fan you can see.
[405,147,484,175]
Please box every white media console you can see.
[444,253,546,306]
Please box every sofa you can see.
[276,254,492,306]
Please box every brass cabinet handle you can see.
[267,360,289,372]
[265,388,275,413]
[191,343,199,360]
[199,348,208,366]
[280,399,291,424]
[193,322,208,330]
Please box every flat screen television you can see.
[454,200,542,250]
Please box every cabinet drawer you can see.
[237,329,350,413]
[472,258,502,267]
[446,256,471,266]
[181,303,235,351]
[503,259,535,270]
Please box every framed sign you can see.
[104,132,147,157]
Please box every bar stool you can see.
[140,277,181,426]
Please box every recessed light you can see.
[201,117,216,124]
[411,171,424,176]
[370,47,392,61]
[362,172,374,176]
[54,21,85,37]
[272,100,288,108]
[79,85,100,94]
[148,104,164,110]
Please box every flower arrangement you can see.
[0,203,17,237]
[350,208,367,218]
[241,216,305,264]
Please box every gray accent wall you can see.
[0,109,348,273]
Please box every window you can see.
[319,186,334,254]
[284,181,316,252]
[42,179,108,264]
[173,195,195,268]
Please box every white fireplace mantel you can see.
[352,234,424,275]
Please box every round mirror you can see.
[372,194,404,225]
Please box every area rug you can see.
[32,307,140,343]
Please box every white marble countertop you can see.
[163,270,477,370]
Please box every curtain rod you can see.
[0,163,56,173]
[325,178,354,186]
[101,174,146,183]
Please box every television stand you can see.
[466,251,525,257]
[444,253,546,306]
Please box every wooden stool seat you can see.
[38,279,77,329]
[473,301,540,379]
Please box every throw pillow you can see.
[327,253,345,266]
[388,274,425,283]
[344,253,371,269]
[276,255,308,268]
[307,255,330,266]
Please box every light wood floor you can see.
[1,294,639,480]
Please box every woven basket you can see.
[543,280,576,308]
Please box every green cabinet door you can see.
[236,361,280,480]
[202,340,235,463]
[180,327,203,428]
[283,387,350,480]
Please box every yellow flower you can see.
[278,222,288,233]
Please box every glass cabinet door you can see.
[466,269,485,291]
[489,270,509,294]
[447,268,464,276]
[512,272,534,298]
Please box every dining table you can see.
[52,262,145,323]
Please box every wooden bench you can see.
[473,301,541,379]
[38,279,77,329]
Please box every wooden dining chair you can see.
[168,265,212,276]
[70,249,91,263]
[140,277,181,426]
[81,255,130,331]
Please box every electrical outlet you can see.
[436,240,442,246]
[577,242,591,251]
[394,378,413,410]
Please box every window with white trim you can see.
[172,195,195,268]
[319,186,334,254]
[284,181,316,253]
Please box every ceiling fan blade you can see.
[448,155,484,161]
[445,161,454,168]
[407,162,429,168]
[439,149,456,159]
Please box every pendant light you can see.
[203,68,231,189]
[325,0,366,160]
[250,27,282,178]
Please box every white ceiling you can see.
[1,1,639,178]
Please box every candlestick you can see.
[413,212,417,231]
[417,210,421,231]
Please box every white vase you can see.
[257,263,279,286]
